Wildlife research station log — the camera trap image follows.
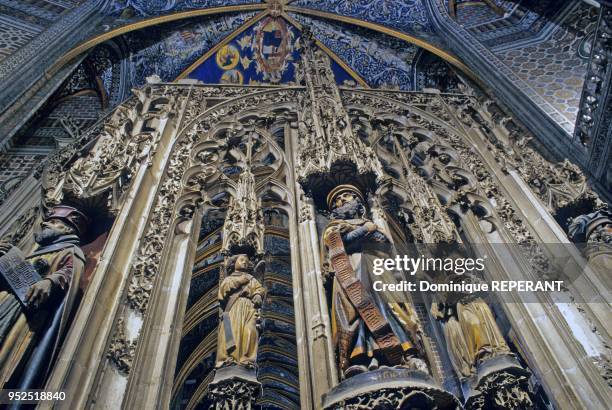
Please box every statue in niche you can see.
[215,254,266,369]
[432,293,511,379]
[568,207,611,274]
[0,205,88,388]
[321,184,427,379]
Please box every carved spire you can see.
[221,134,265,257]
[296,31,383,196]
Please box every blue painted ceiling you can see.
[95,0,569,94]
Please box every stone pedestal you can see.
[463,354,533,410]
[322,368,461,410]
[205,365,262,410]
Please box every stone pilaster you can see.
[575,3,612,200]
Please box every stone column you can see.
[460,209,612,409]
[122,202,203,409]
[295,195,338,406]
[43,85,190,409]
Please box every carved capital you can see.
[205,366,262,410]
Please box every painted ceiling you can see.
[98,0,455,92]
[182,16,356,86]
[89,0,586,127]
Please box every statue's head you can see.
[327,184,366,220]
[226,254,252,275]
[36,205,89,245]
[568,208,611,243]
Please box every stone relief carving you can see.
[447,94,603,218]
[107,86,299,374]
[107,317,137,375]
[346,90,554,275]
[126,137,193,314]
[64,87,184,211]
[374,122,457,243]
[464,369,533,410]
[206,368,262,410]
[44,55,606,407]
[298,202,314,223]
[0,205,40,245]
[37,97,145,213]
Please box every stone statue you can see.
[322,184,427,379]
[215,254,266,369]
[568,208,612,246]
[0,205,88,388]
[568,207,612,276]
[432,296,510,379]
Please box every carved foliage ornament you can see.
[107,317,136,375]
[207,378,260,410]
[466,371,533,410]
[63,87,183,209]
[450,94,601,215]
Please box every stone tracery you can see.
[0,16,609,410]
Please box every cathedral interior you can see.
[0,1,610,409]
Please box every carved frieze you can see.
[126,138,193,314]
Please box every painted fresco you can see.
[122,12,256,88]
[187,16,357,86]
[106,0,255,17]
[292,13,418,90]
[291,0,434,34]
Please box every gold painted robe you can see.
[443,298,510,378]
[0,245,84,388]
[323,219,421,372]
[215,272,265,367]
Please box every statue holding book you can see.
[321,184,427,379]
[0,205,88,389]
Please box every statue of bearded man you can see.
[0,205,88,389]
[322,185,427,379]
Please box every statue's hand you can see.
[25,279,53,309]
[364,221,378,232]
[0,241,12,256]
[252,294,263,308]
[255,308,263,332]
